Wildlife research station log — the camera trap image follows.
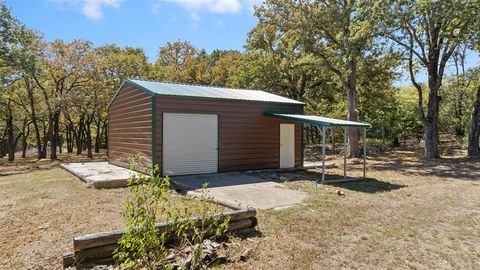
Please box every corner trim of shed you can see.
[151,95,157,167]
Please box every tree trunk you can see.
[424,122,438,158]
[103,120,108,150]
[346,59,360,157]
[424,73,441,159]
[21,122,29,158]
[25,82,44,160]
[42,121,49,159]
[49,110,60,160]
[94,117,101,153]
[21,135,27,158]
[6,103,15,161]
[467,86,480,157]
[331,128,335,153]
[86,119,93,158]
[0,139,5,158]
[76,116,84,155]
[65,124,72,153]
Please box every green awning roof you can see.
[264,112,370,128]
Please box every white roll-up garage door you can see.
[163,113,218,176]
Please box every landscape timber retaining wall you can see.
[63,208,257,268]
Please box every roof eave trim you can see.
[264,112,371,128]
[106,80,127,110]
[107,80,156,110]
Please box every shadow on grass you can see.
[326,178,406,194]
[229,227,263,240]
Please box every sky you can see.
[5,0,480,86]
[5,0,260,62]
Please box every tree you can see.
[0,1,41,160]
[250,0,395,157]
[245,6,323,100]
[32,39,96,159]
[152,40,198,83]
[450,46,469,138]
[467,64,480,157]
[95,45,150,152]
[386,0,480,159]
[467,85,480,157]
[210,50,241,86]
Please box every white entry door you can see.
[163,113,218,176]
[280,124,295,168]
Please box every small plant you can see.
[114,156,230,269]
[113,157,170,269]
[173,183,230,269]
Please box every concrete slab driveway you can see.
[171,172,307,210]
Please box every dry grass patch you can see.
[0,152,106,176]
[221,150,480,269]
[3,148,480,269]
[0,167,193,269]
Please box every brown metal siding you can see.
[154,97,303,173]
[108,84,152,167]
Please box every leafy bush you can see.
[114,157,229,269]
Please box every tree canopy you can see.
[1,0,480,161]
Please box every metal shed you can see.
[107,79,370,178]
[108,79,304,175]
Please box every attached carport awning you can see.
[264,111,370,183]
[264,112,371,128]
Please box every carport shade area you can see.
[264,112,371,183]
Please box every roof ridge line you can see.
[125,79,305,105]
[127,78,266,92]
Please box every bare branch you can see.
[408,40,426,124]
[387,33,427,66]
[405,21,427,61]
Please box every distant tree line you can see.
[1,0,480,161]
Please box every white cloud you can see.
[82,0,122,21]
[167,0,241,13]
[48,0,123,21]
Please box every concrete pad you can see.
[172,173,308,210]
[303,161,336,169]
[61,162,140,189]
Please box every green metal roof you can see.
[127,79,304,105]
[264,112,371,128]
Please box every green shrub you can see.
[113,164,170,269]
[114,157,229,269]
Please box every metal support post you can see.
[344,127,347,180]
[363,128,367,179]
[322,126,326,183]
